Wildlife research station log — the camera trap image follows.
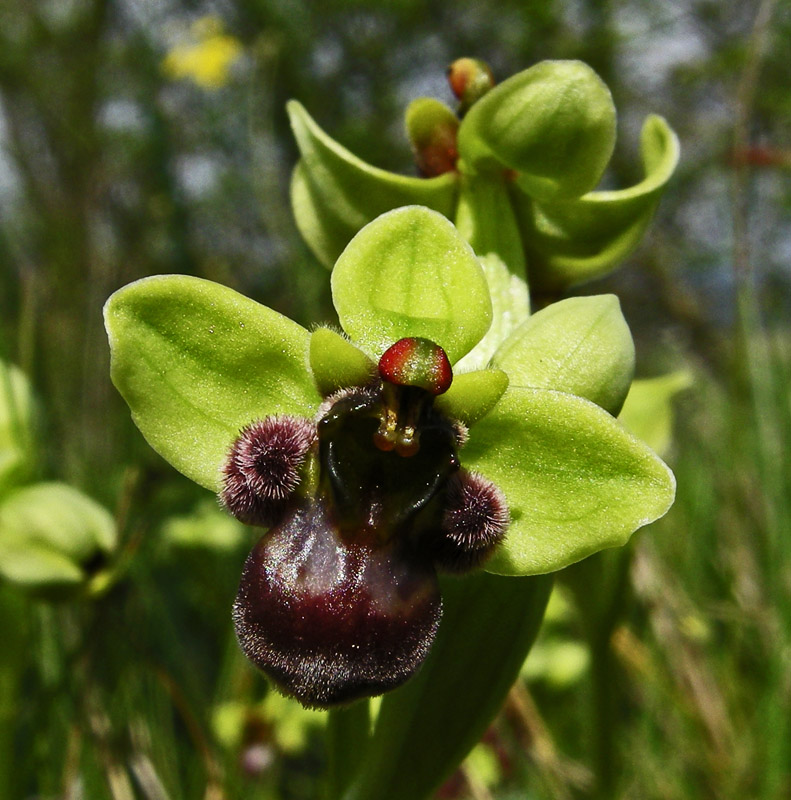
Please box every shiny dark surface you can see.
[233,497,442,707]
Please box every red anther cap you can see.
[378,338,452,395]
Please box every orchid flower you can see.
[104,206,674,709]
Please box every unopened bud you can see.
[447,57,495,115]
[405,98,459,177]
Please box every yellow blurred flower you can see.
[162,16,243,90]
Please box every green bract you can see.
[287,59,679,294]
[105,206,674,576]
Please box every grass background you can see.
[1,0,790,797]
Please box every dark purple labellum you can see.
[233,496,441,708]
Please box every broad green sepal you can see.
[514,115,680,291]
[331,207,492,363]
[457,60,616,200]
[463,387,676,575]
[309,327,376,396]
[434,368,509,427]
[494,295,634,415]
[104,275,320,492]
[0,361,35,496]
[344,572,551,800]
[619,370,693,456]
[288,101,458,268]
[0,482,116,593]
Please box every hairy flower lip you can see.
[233,495,442,708]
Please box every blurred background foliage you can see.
[1,0,791,797]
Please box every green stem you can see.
[326,700,371,800]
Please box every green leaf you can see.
[331,207,492,363]
[462,387,675,576]
[457,60,616,200]
[619,371,693,456]
[493,295,634,415]
[288,101,458,268]
[309,327,376,396]
[104,275,320,491]
[513,115,680,291]
[454,253,529,372]
[434,368,509,427]
[0,482,116,591]
[0,361,35,496]
[344,572,552,800]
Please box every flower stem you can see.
[326,700,371,799]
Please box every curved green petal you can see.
[104,275,320,491]
[619,371,693,456]
[331,207,492,363]
[0,482,116,591]
[462,387,675,576]
[493,295,634,415]
[513,115,680,291]
[457,60,616,200]
[434,368,509,427]
[309,327,376,396]
[454,253,529,372]
[288,101,458,268]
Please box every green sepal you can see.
[434,368,509,427]
[619,370,692,456]
[0,482,116,593]
[493,295,634,415]
[513,115,680,291]
[104,275,320,492]
[462,387,676,576]
[288,101,458,268]
[457,60,616,200]
[343,572,552,800]
[0,361,35,496]
[331,207,492,363]
[309,327,376,396]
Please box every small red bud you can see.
[378,338,452,396]
[405,98,459,177]
[447,58,495,114]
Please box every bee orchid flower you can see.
[104,206,674,708]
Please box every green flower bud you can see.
[447,57,496,115]
[405,98,459,177]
